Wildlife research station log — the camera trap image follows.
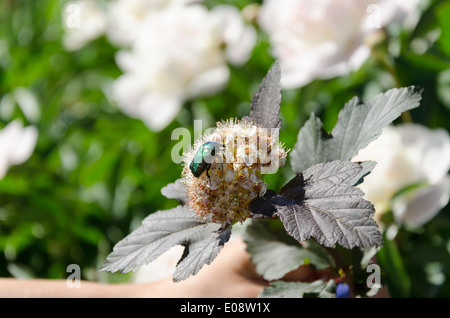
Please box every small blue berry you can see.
[336,283,351,298]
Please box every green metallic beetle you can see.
[189,141,223,179]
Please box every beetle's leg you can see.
[206,166,212,186]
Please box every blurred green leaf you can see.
[436,1,450,56]
[243,219,333,281]
[376,233,411,297]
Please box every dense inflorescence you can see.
[182,119,288,225]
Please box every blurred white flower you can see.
[258,0,420,89]
[0,88,40,124]
[133,245,184,283]
[62,0,108,51]
[61,1,256,130]
[13,88,41,124]
[106,0,201,47]
[0,120,38,180]
[112,4,256,131]
[209,5,257,66]
[353,124,450,227]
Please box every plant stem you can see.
[371,38,413,123]
[323,246,357,297]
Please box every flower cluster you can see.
[181,119,288,225]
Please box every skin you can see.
[0,238,267,298]
[0,238,389,298]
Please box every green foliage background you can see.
[0,0,450,296]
